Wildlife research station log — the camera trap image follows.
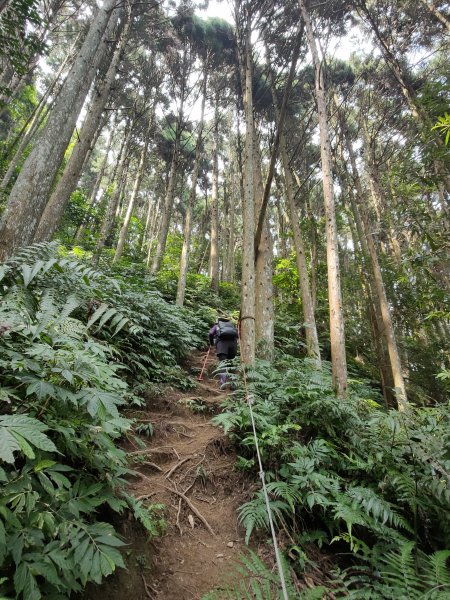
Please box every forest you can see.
[0,0,449,598]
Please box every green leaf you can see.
[86,304,109,329]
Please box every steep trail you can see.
[85,350,250,600]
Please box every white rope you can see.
[245,387,290,600]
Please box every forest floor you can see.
[84,349,251,600]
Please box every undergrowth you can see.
[0,242,208,598]
[211,355,450,598]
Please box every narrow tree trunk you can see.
[74,121,116,244]
[253,126,274,360]
[0,35,80,190]
[270,73,321,364]
[341,123,407,409]
[145,194,162,267]
[282,141,322,366]
[0,0,119,261]
[239,22,256,365]
[34,10,130,242]
[209,95,220,293]
[298,0,347,395]
[227,173,236,283]
[361,121,403,266]
[356,0,450,192]
[113,122,150,262]
[150,143,179,273]
[92,122,132,264]
[176,73,207,306]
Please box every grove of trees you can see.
[0,0,448,597]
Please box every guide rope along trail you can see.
[237,323,290,600]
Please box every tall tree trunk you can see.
[270,74,321,364]
[34,10,130,243]
[340,162,396,407]
[113,120,151,263]
[150,95,184,273]
[239,19,256,365]
[150,143,179,273]
[361,121,403,267]
[0,0,119,261]
[145,193,162,266]
[0,34,81,190]
[281,139,322,366]
[176,73,207,306]
[253,126,274,360]
[92,121,132,265]
[74,120,116,244]
[226,172,236,283]
[209,95,220,293]
[356,0,450,193]
[298,0,347,395]
[341,123,408,409]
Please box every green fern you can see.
[202,550,305,600]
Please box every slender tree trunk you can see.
[253,126,274,360]
[0,0,119,261]
[209,95,220,293]
[341,124,407,409]
[0,36,80,190]
[341,163,396,407]
[270,74,320,364]
[113,121,151,262]
[142,192,155,252]
[361,121,403,267]
[74,121,116,244]
[34,10,130,243]
[145,195,162,267]
[356,0,450,192]
[239,21,256,365]
[282,141,322,366]
[298,0,347,395]
[150,143,179,273]
[92,122,132,265]
[151,95,184,273]
[176,73,207,306]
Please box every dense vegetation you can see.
[0,243,207,597]
[0,0,448,597]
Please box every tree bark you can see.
[176,73,207,306]
[34,9,130,243]
[356,0,450,193]
[252,126,274,360]
[92,121,132,265]
[74,119,116,244]
[0,35,80,191]
[281,138,322,366]
[341,121,408,409]
[0,0,119,261]
[298,0,347,395]
[239,19,256,365]
[209,94,220,293]
[113,125,150,263]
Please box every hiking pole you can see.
[198,346,211,381]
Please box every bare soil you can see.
[84,350,250,600]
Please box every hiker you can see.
[209,317,238,387]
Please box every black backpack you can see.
[217,319,238,341]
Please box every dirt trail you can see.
[85,350,249,600]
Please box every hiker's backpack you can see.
[217,320,238,341]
